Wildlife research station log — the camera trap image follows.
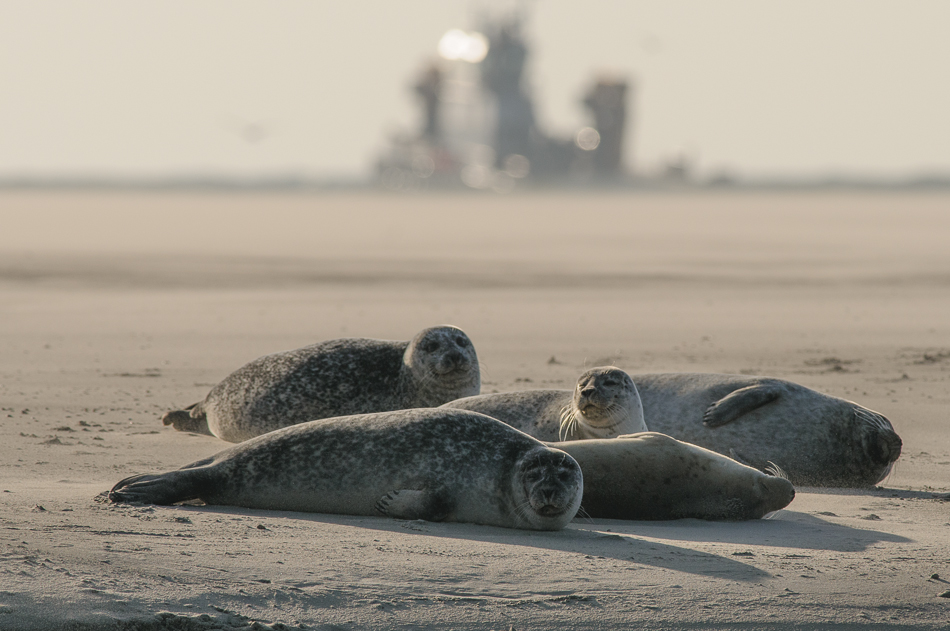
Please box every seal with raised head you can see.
[114,408,583,531]
[162,325,481,442]
[552,432,795,521]
[631,373,902,487]
[441,366,646,442]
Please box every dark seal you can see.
[553,433,795,521]
[632,373,902,487]
[114,409,583,531]
[162,325,481,442]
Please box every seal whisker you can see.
[558,403,577,441]
[574,505,594,524]
[513,500,536,525]
[855,407,891,432]
[877,460,897,484]
[763,461,789,480]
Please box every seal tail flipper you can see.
[703,382,784,428]
[161,402,211,435]
[109,470,207,505]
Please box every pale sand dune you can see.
[2,191,950,629]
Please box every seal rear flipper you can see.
[703,382,783,428]
[109,471,205,506]
[161,403,211,435]
[374,488,454,522]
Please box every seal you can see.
[553,432,795,520]
[441,366,646,441]
[114,408,583,531]
[162,325,481,442]
[631,373,902,487]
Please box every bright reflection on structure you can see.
[575,127,601,151]
[438,29,489,63]
[503,154,530,179]
[411,154,435,178]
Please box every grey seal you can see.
[162,325,481,442]
[442,366,646,441]
[114,408,583,531]
[553,432,795,521]
[632,373,902,487]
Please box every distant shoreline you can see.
[2,174,950,192]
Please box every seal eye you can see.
[455,336,469,347]
[423,340,439,353]
[602,380,617,387]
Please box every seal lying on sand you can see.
[442,366,646,441]
[162,325,481,442]
[114,409,583,531]
[552,432,795,520]
[631,373,902,487]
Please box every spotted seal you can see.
[631,373,902,487]
[442,366,646,441]
[162,325,481,442]
[114,408,583,531]
[553,432,795,520]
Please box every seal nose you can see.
[872,431,903,465]
[536,489,566,516]
[755,476,796,515]
[443,349,464,369]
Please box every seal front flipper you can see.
[703,382,784,428]
[375,488,454,522]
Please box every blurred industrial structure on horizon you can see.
[376,14,661,192]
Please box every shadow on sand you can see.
[154,501,915,585]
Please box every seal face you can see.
[162,325,481,442]
[442,366,646,442]
[632,373,902,488]
[115,409,582,531]
[552,432,795,521]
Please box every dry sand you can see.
[1,190,949,630]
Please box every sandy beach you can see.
[2,189,949,630]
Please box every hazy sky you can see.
[1,1,948,180]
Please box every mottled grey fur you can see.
[163,325,480,442]
[115,409,583,531]
[442,366,645,442]
[633,373,902,487]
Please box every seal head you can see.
[512,446,584,529]
[560,366,646,440]
[402,325,481,407]
[850,406,902,485]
